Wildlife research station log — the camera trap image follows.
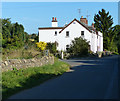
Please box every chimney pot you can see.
[52,17,58,27]
[55,17,57,21]
[92,23,94,27]
[52,17,54,21]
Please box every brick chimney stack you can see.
[92,23,94,27]
[80,16,88,25]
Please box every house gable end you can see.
[59,18,92,33]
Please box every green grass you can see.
[2,58,70,100]
[2,46,40,60]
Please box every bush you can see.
[67,37,90,57]
[36,41,47,51]
[46,42,57,55]
[112,52,119,55]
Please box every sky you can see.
[118,1,120,25]
[2,2,119,34]
[1,0,120,2]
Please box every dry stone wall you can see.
[2,56,54,72]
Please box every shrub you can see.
[67,37,90,57]
[112,52,119,55]
[46,42,57,54]
[36,41,47,51]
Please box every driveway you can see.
[8,55,119,99]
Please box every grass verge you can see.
[2,58,70,100]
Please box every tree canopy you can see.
[94,9,120,53]
[1,18,29,49]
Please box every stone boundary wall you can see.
[2,56,54,72]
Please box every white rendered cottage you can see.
[38,17,103,53]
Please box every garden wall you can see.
[2,56,54,72]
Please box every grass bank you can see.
[2,58,70,100]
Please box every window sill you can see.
[65,36,69,38]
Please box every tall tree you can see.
[2,18,28,49]
[94,9,113,50]
[107,25,120,51]
[113,25,120,53]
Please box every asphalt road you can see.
[8,55,119,99]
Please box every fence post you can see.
[61,51,64,59]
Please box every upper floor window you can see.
[66,31,69,37]
[81,31,84,36]
[81,31,84,38]
[55,31,57,36]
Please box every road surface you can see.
[8,55,119,99]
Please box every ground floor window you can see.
[66,45,70,51]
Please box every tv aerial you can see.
[78,9,81,18]
[86,10,90,19]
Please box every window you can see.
[81,31,84,38]
[55,31,57,36]
[81,31,84,36]
[73,22,76,24]
[66,31,69,37]
[66,45,70,51]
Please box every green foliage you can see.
[112,51,119,55]
[1,18,28,49]
[68,37,89,57]
[30,33,38,42]
[2,59,70,99]
[94,9,113,50]
[46,42,57,54]
[113,25,120,54]
[0,33,2,47]
[94,9,120,52]
[0,19,2,33]
[94,9,113,34]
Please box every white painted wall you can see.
[57,20,92,51]
[39,29,62,43]
[98,31,103,52]
[52,22,58,27]
[39,19,103,53]
[91,33,97,53]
